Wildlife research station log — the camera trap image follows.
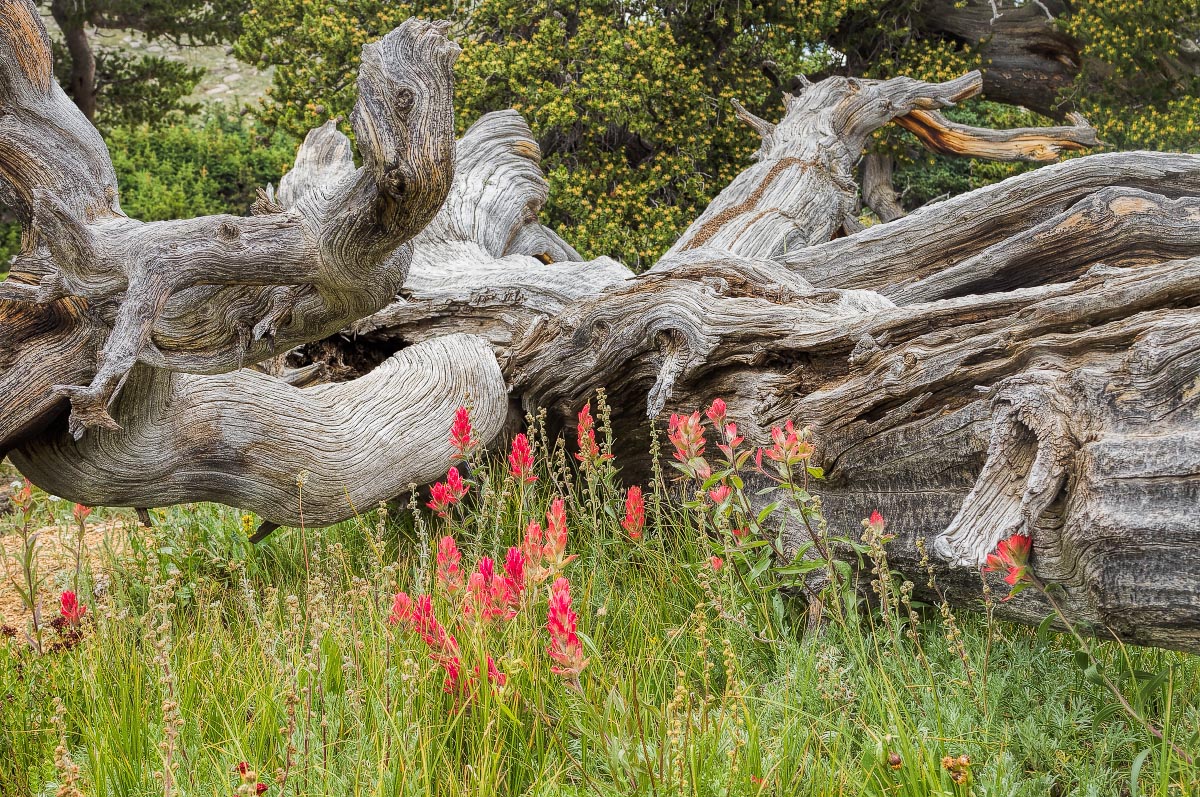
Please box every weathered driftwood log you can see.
[0,0,507,525]
[5,9,1200,650]
[339,61,1198,651]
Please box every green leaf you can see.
[1074,650,1091,671]
[750,551,774,580]
[774,559,826,576]
[1138,669,1170,705]
[1130,747,1152,796]
[756,502,780,525]
[806,466,824,479]
[1036,612,1058,641]
[699,469,725,491]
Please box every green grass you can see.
[2,421,1198,797]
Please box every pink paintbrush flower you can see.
[427,468,468,517]
[705,398,727,427]
[543,498,577,571]
[546,577,588,679]
[436,535,464,593]
[449,406,474,461]
[622,486,645,539]
[59,590,87,626]
[508,433,537,483]
[984,533,1033,598]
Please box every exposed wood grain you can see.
[894,109,1097,162]
[1,1,507,527]
[6,7,1200,651]
[12,334,507,526]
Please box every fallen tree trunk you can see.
[4,6,1200,650]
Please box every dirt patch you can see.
[0,518,134,625]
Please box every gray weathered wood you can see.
[1,0,507,526]
[5,8,1200,650]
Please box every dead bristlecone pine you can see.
[3,0,1199,651]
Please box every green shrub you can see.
[106,114,297,221]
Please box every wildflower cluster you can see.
[393,411,592,695]
[393,509,589,693]
[389,592,487,692]
[663,398,880,635]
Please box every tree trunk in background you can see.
[5,0,1200,652]
[918,0,1079,119]
[49,0,97,121]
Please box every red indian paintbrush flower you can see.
[486,655,507,686]
[543,498,577,571]
[708,484,731,505]
[716,422,745,459]
[667,411,706,463]
[436,535,464,593]
[72,503,92,525]
[575,402,610,467]
[522,518,545,567]
[508,433,537,483]
[449,406,473,461]
[705,398,727,427]
[389,591,415,626]
[12,480,32,519]
[984,533,1033,598]
[709,556,724,571]
[761,420,814,467]
[391,592,467,691]
[504,546,526,598]
[60,590,86,626]
[465,556,519,622]
[428,468,468,517]
[622,486,645,539]
[546,577,588,678]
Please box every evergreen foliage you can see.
[238,0,1200,264]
